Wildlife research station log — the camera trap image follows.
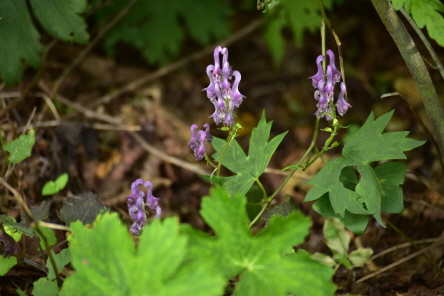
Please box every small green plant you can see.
[312,218,373,270]
[42,173,69,196]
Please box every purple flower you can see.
[189,123,212,161]
[309,55,325,87]
[324,66,334,102]
[326,49,341,83]
[336,82,351,116]
[203,46,245,126]
[127,179,162,236]
[310,49,351,120]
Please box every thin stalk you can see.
[384,217,444,277]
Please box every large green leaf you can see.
[306,111,425,234]
[60,213,225,296]
[211,111,287,197]
[182,187,336,296]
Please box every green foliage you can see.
[182,187,336,296]
[0,256,17,276]
[0,215,34,238]
[36,225,57,250]
[391,0,444,47]
[59,192,108,226]
[262,195,300,226]
[96,0,231,65]
[3,129,35,164]
[312,218,373,269]
[30,0,89,43]
[60,213,225,296]
[21,200,50,223]
[0,0,89,85]
[42,173,69,196]
[262,0,336,65]
[211,111,287,197]
[32,277,59,296]
[46,249,72,280]
[305,111,425,234]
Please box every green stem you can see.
[305,120,339,168]
[249,118,323,228]
[371,0,444,166]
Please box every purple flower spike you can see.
[203,46,245,126]
[326,49,341,83]
[127,179,162,236]
[309,55,325,87]
[189,124,212,160]
[310,49,350,121]
[336,82,351,116]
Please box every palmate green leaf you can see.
[211,111,287,197]
[60,213,225,296]
[182,187,336,296]
[306,111,425,234]
[30,0,89,44]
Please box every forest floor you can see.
[1,1,444,295]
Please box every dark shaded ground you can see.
[1,0,444,295]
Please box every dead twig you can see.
[356,239,444,283]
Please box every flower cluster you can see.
[126,179,161,236]
[203,46,245,126]
[189,123,212,161]
[309,49,351,120]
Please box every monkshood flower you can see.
[309,49,351,120]
[127,179,161,236]
[189,123,212,161]
[202,46,245,126]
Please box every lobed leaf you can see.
[307,111,425,233]
[211,111,287,197]
[182,187,336,296]
[60,213,225,296]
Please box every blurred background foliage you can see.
[0,0,349,85]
